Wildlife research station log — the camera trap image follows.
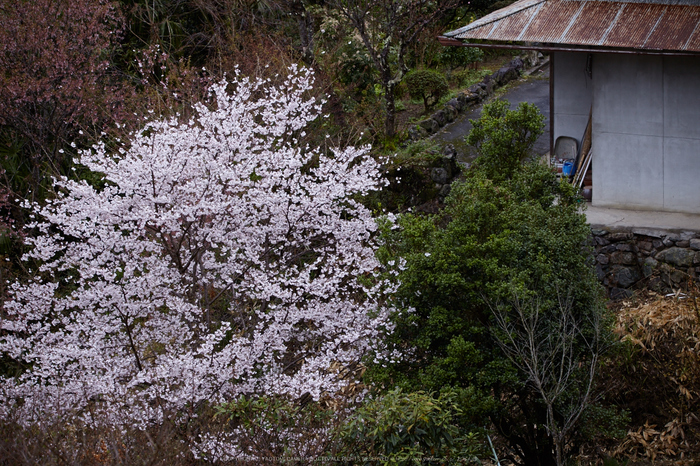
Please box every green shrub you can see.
[438,46,484,71]
[371,160,610,465]
[214,395,346,463]
[341,388,482,465]
[404,70,449,113]
[370,102,612,465]
[337,40,377,93]
[466,99,545,181]
[449,68,492,88]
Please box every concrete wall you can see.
[592,53,665,210]
[552,52,593,150]
[662,56,700,213]
[554,52,700,214]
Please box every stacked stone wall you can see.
[591,227,700,298]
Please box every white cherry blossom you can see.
[0,67,392,433]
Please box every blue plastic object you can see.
[562,161,574,176]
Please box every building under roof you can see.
[441,0,700,54]
[441,0,700,215]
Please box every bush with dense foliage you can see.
[466,99,545,181]
[438,46,484,70]
[208,394,350,462]
[404,69,450,112]
[370,103,612,465]
[341,388,482,465]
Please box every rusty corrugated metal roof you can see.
[443,0,700,53]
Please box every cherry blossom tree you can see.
[0,67,392,435]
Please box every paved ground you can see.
[585,205,700,233]
[432,63,550,162]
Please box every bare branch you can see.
[487,289,604,466]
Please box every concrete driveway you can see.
[432,63,551,163]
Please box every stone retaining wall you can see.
[591,227,700,298]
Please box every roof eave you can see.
[442,0,700,54]
[443,0,546,38]
[438,36,700,56]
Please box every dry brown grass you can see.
[603,288,700,464]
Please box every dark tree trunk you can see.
[295,5,315,66]
[384,80,397,139]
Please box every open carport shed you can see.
[440,0,700,215]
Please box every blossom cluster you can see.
[0,67,392,429]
